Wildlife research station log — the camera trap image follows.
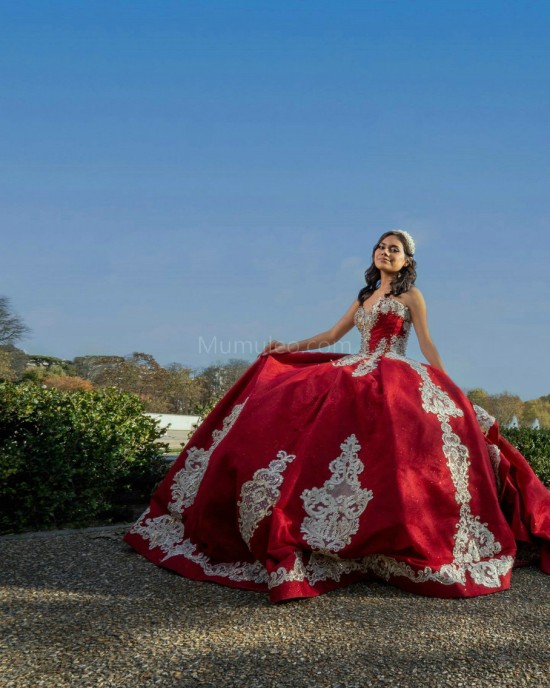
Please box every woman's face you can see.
[373,234,408,274]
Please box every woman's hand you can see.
[259,340,295,356]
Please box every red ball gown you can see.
[124,295,550,601]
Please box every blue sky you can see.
[1,1,549,399]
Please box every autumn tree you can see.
[522,397,550,429]
[42,375,94,392]
[92,352,171,412]
[164,363,204,414]
[490,392,524,427]
[466,388,491,409]
[466,389,525,427]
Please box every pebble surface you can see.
[1,525,549,688]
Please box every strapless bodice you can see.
[332,295,412,374]
[354,295,412,356]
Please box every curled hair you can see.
[357,231,417,306]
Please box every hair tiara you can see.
[389,229,415,256]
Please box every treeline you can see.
[0,345,250,415]
[1,344,549,427]
[466,389,550,429]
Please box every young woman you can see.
[124,230,550,602]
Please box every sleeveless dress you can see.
[124,295,550,602]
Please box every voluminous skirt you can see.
[124,351,550,602]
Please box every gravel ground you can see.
[1,526,549,688]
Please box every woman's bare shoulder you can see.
[401,286,424,304]
[399,288,427,317]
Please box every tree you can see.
[490,392,524,427]
[73,355,126,383]
[466,389,525,427]
[0,296,30,345]
[522,398,550,429]
[26,355,75,375]
[0,345,27,381]
[0,351,17,381]
[196,359,250,405]
[164,363,204,414]
[93,352,171,412]
[466,388,491,409]
[76,354,210,413]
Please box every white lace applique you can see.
[285,547,512,590]
[238,450,296,547]
[453,509,501,564]
[361,553,509,588]
[168,398,248,514]
[467,557,514,586]
[129,507,151,532]
[389,332,408,356]
[161,537,268,582]
[333,338,387,375]
[473,404,496,435]
[384,352,513,588]
[131,514,185,555]
[350,339,387,377]
[363,555,434,583]
[305,552,365,585]
[406,358,463,419]
[332,307,372,368]
[300,434,373,553]
[332,351,370,368]
[355,306,373,355]
[268,552,308,588]
[132,512,269,582]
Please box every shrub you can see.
[42,374,94,392]
[502,427,550,489]
[0,382,168,533]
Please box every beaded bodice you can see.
[331,295,412,374]
[355,295,412,356]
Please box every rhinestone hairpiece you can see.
[389,229,415,256]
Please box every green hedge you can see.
[502,427,550,489]
[0,383,168,533]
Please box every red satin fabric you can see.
[124,297,550,601]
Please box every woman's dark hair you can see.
[357,231,417,306]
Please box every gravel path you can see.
[1,526,549,688]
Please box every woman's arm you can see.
[260,300,359,355]
[405,288,448,374]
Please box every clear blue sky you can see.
[1,1,549,400]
